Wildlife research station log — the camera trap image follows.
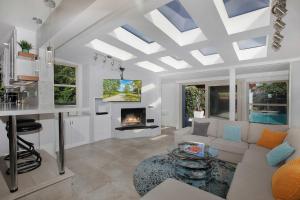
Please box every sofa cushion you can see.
[285,128,300,161]
[177,135,215,145]
[272,158,300,200]
[227,163,274,200]
[266,142,295,167]
[141,178,224,200]
[242,146,277,172]
[193,121,209,136]
[256,128,287,149]
[217,120,249,142]
[193,118,218,137]
[210,138,248,155]
[248,123,288,144]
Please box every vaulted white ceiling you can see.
[1,0,299,77]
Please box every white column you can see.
[289,61,300,128]
[229,68,236,121]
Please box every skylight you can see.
[121,24,154,44]
[110,25,165,55]
[223,0,270,18]
[237,36,267,50]
[145,1,206,46]
[136,61,166,72]
[159,56,191,69]
[233,36,268,61]
[199,47,218,56]
[191,50,224,66]
[213,0,271,35]
[158,0,198,32]
[86,39,135,61]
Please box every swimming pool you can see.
[249,112,287,125]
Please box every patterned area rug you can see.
[133,155,236,198]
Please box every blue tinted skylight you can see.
[199,47,218,56]
[237,36,267,50]
[121,24,154,44]
[158,0,198,32]
[223,0,270,18]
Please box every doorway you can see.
[182,84,205,128]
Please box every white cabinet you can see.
[64,116,90,149]
[94,114,111,141]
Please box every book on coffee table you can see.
[183,143,205,158]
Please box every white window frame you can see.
[54,62,78,106]
[247,80,289,125]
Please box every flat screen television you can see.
[102,79,142,102]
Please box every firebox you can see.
[121,108,146,127]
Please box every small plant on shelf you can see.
[18,40,32,53]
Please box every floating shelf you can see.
[18,52,37,60]
[17,75,39,81]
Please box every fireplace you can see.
[121,108,146,127]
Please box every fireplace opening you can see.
[121,108,146,127]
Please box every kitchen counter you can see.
[0,104,90,193]
[0,104,90,116]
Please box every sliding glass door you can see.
[182,85,205,127]
[249,81,288,125]
[209,86,230,119]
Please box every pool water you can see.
[249,112,287,125]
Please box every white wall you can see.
[87,62,162,139]
[290,61,300,128]
[161,82,178,127]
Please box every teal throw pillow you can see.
[223,125,241,142]
[266,142,295,167]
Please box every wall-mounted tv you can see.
[102,79,142,102]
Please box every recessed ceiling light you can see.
[136,61,166,72]
[86,39,135,61]
[191,50,224,66]
[110,25,165,55]
[159,56,191,69]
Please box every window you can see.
[54,64,77,105]
[209,86,230,119]
[209,85,237,119]
[249,81,288,125]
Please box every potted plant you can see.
[18,40,32,53]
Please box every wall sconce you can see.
[46,46,54,65]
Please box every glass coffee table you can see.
[168,142,219,189]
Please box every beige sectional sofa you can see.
[141,118,300,200]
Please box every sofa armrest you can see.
[174,127,193,137]
[141,179,224,200]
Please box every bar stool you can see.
[5,119,42,174]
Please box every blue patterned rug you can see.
[133,155,236,198]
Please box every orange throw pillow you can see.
[256,128,287,149]
[272,158,300,200]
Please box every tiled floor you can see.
[65,127,175,200]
